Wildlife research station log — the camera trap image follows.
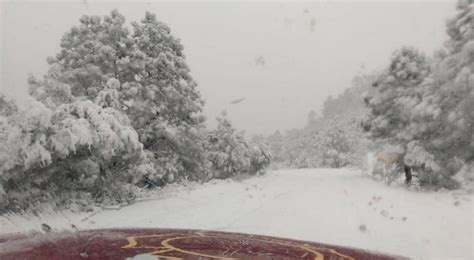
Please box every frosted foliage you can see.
[404,141,440,173]
[28,10,208,182]
[205,115,270,178]
[0,99,143,172]
[249,145,272,173]
[50,117,92,157]
[447,0,474,52]
[206,116,250,178]
[0,99,53,172]
[265,72,373,169]
[46,10,204,127]
[28,71,74,109]
[362,1,474,188]
[0,98,144,212]
[362,46,430,145]
[0,94,18,117]
[51,100,142,160]
[1,10,272,212]
[387,47,430,86]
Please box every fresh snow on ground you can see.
[1,169,473,259]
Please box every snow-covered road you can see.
[1,169,473,259]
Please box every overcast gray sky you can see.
[0,1,454,135]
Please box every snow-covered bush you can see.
[0,97,144,212]
[205,113,270,178]
[249,144,272,175]
[314,117,362,168]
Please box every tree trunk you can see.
[404,165,412,184]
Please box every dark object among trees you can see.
[404,165,412,184]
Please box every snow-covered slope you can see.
[1,169,472,259]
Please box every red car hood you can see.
[0,228,407,259]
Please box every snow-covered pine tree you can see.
[361,46,430,144]
[205,113,251,178]
[363,0,474,189]
[313,117,361,168]
[266,130,284,162]
[30,10,207,183]
[361,47,434,186]
[204,113,270,178]
[0,96,144,212]
[403,0,474,188]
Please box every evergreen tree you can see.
[361,46,430,145]
[403,0,474,187]
[363,0,474,188]
[205,113,270,178]
[267,130,283,162]
[205,113,251,178]
[30,10,207,182]
[0,97,144,212]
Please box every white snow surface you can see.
[1,169,473,260]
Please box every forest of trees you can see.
[0,11,270,213]
[261,72,375,169]
[264,0,474,190]
[0,0,472,214]
[363,0,474,189]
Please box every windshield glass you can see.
[0,1,473,259]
